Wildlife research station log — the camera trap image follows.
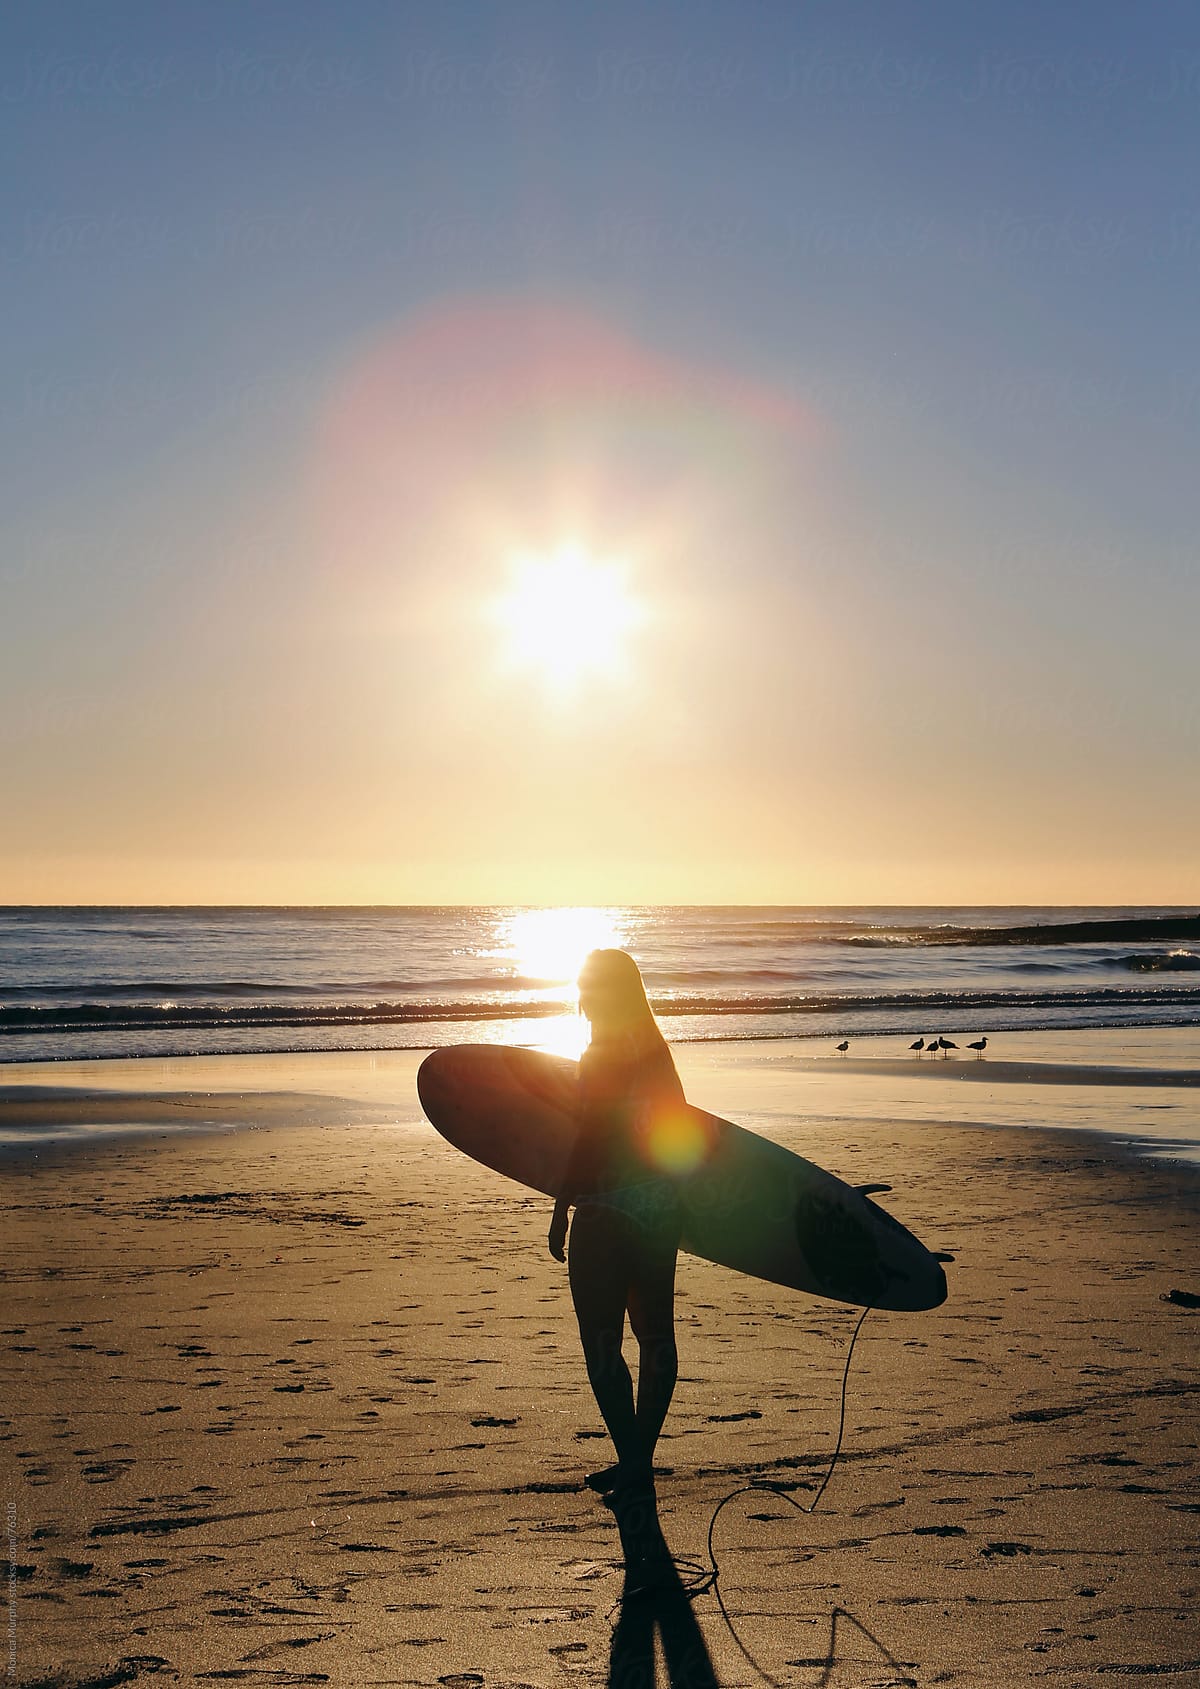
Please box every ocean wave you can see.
[998,959,1078,973]
[702,913,1200,948]
[0,998,566,1033]
[0,973,564,1002]
[5,983,1200,1036]
[843,914,1200,947]
[1103,950,1200,973]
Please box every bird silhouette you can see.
[937,1036,958,1059]
[925,1037,939,1058]
[835,1039,850,1056]
[909,1037,925,1057]
[968,1036,988,1058]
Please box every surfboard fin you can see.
[855,1183,893,1196]
[932,1251,955,1263]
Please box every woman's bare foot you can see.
[585,1459,656,1494]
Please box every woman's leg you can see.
[567,1205,643,1470]
[625,1225,679,1463]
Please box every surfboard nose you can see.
[416,1048,460,1120]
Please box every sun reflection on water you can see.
[528,1013,592,1060]
[495,907,627,1060]
[500,906,626,985]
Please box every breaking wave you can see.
[1104,950,1200,973]
[842,914,1200,947]
[5,983,1200,1038]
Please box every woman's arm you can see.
[548,1194,569,1261]
[548,1065,592,1260]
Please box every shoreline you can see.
[2,1026,1199,1167]
[4,1007,1200,1069]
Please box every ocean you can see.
[2,905,1198,1065]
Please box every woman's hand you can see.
[548,1202,568,1262]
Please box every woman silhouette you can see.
[548,949,686,1495]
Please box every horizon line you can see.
[2,901,1196,914]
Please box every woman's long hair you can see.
[578,948,670,1062]
[577,949,687,1143]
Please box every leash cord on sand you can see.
[680,1305,872,1599]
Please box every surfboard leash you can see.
[683,1303,873,1600]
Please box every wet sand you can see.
[3,1043,1200,1686]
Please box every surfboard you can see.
[417,1045,948,1313]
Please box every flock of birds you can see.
[834,1035,989,1059]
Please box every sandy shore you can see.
[4,1044,1200,1686]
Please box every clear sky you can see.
[3,0,1197,904]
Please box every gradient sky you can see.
[3,0,1198,904]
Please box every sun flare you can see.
[492,545,644,693]
[501,906,625,985]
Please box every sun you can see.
[492,544,644,693]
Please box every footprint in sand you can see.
[238,1633,335,1662]
[81,1458,134,1483]
[50,1557,94,1578]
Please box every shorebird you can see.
[835,1039,850,1057]
[967,1036,988,1058]
[909,1037,925,1057]
[925,1037,939,1057]
[937,1037,958,1059]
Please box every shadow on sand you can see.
[604,1486,917,1688]
[606,1484,719,1689]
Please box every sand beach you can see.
[3,1036,1199,1687]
